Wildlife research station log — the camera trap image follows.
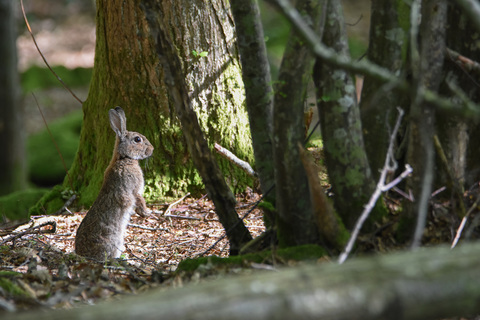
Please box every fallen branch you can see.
[163,193,190,216]
[163,214,201,221]
[127,224,168,231]
[0,219,56,245]
[53,194,77,215]
[9,242,480,320]
[214,143,256,177]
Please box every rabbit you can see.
[75,106,154,261]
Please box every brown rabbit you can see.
[75,107,154,261]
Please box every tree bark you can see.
[360,0,407,180]
[438,3,480,190]
[313,0,380,229]
[229,0,275,208]
[272,0,326,246]
[41,0,253,211]
[406,0,447,247]
[0,0,26,195]
[9,243,480,320]
[142,0,253,255]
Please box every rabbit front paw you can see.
[135,194,149,217]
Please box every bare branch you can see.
[267,0,480,117]
[451,193,480,248]
[339,108,410,264]
[214,143,256,177]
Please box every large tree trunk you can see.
[9,243,480,320]
[142,0,253,255]
[0,0,26,195]
[48,0,253,210]
[313,0,381,229]
[272,0,326,246]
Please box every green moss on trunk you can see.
[32,0,254,214]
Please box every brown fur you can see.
[75,107,154,261]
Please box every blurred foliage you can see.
[21,65,92,93]
[260,2,368,78]
[0,188,48,222]
[259,2,290,78]
[27,110,82,187]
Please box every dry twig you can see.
[0,220,57,245]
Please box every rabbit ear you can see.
[109,107,127,138]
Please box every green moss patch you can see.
[21,65,92,93]
[29,185,69,216]
[0,272,28,297]
[27,110,82,187]
[177,244,327,272]
[0,188,48,222]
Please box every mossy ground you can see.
[0,188,48,222]
[177,244,327,272]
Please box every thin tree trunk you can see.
[407,0,447,248]
[9,243,480,320]
[230,0,275,211]
[272,0,326,246]
[313,0,380,229]
[360,0,407,180]
[0,0,26,195]
[142,0,253,255]
[438,3,480,190]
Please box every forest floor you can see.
[1,180,476,313]
[0,190,267,311]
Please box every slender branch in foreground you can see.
[32,93,74,191]
[339,108,411,264]
[451,193,480,248]
[20,0,83,105]
[267,0,480,117]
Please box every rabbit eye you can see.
[134,136,142,143]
